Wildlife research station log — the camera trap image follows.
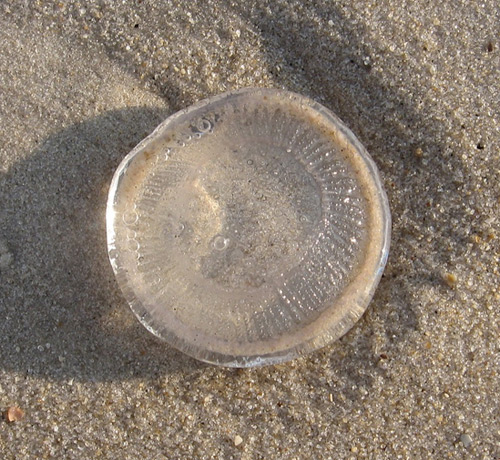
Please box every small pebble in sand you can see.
[0,239,13,269]
[0,253,12,268]
[414,147,424,158]
[234,435,243,446]
[443,272,457,288]
[460,433,473,447]
[4,406,24,423]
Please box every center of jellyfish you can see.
[157,143,322,290]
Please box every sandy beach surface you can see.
[0,1,499,458]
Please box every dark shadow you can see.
[0,107,207,382]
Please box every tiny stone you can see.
[0,252,13,269]
[414,147,423,158]
[460,433,473,447]
[234,435,243,446]
[4,406,25,423]
[443,272,457,287]
[472,234,481,244]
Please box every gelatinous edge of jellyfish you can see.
[106,88,391,367]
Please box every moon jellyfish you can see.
[107,88,390,367]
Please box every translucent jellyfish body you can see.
[107,88,390,367]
